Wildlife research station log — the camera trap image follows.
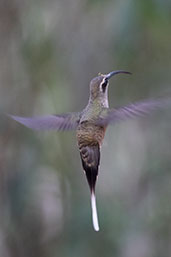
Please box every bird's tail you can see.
[91,190,99,231]
[79,144,100,231]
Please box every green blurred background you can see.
[0,0,171,256]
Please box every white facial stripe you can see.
[100,77,109,92]
[100,77,106,87]
[99,77,109,108]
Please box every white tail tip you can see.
[91,192,99,231]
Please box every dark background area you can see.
[0,0,171,256]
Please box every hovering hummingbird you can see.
[9,70,170,231]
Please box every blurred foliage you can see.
[0,0,171,256]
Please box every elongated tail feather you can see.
[80,144,100,192]
[79,144,100,231]
[91,191,99,231]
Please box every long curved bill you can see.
[105,70,132,79]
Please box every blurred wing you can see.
[99,98,171,126]
[9,112,81,131]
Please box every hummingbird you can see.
[9,70,170,231]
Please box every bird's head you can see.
[89,70,131,107]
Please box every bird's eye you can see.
[101,80,108,93]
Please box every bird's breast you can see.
[76,121,106,147]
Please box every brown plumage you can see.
[77,121,106,192]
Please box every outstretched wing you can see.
[9,112,81,131]
[98,98,170,126]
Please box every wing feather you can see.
[9,112,81,131]
[98,97,170,126]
